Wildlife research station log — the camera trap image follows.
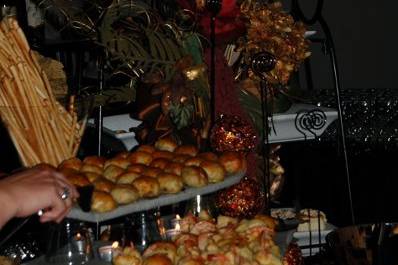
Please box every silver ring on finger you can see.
[60,187,70,201]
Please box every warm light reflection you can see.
[112,241,119,249]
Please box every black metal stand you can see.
[206,0,222,123]
[291,0,355,225]
[251,52,277,213]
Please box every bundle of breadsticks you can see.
[0,18,86,167]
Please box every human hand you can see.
[0,165,79,227]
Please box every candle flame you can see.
[112,241,119,249]
[176,214,181,220]
[76,233,81,240]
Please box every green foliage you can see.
[99,1,183,82]
[169,102,194,130]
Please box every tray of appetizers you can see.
[61,138,247,223]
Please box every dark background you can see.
[282,0,398,89]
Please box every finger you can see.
[55,207,72,224]
[39,192,68,223]
[53,173,79,199]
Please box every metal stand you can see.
[251,52,276,213]
[96,53,105,156]
[291,0,355,225]
[206,0,222,123]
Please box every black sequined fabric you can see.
[306,88,398,153]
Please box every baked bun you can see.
[117,171,141,184]
[58,157,82,171]
[66,172,90,187]
[104,157,130,169]
[152,150,174,160]
[150,158,170,170]
[199,160,226,183]
[157,173,183,194]
[114,151,130,159]
[177,257,204,265]
[84,172,101,183]
[143,254,172,265]
[172,154,190,163]
[129,151,153,165]
[83,156,107,168]
[127,163,147,174]
[164,162,183,176]
[136,145,156,154]
[132,176,160,198]
[143,242,177,264]
[154,137,178,152]
[111,184,140,204]
[93,178,115,193]
[184,157,203,167]
[174,145,199,157]
[197,152,218,162]
[91,191,117,213]
[219,151,246,175]
[181,166,208,187]
[254,214,277,231]
[113,255,141,265]
[143,167,162,178]
[103,165,125,183]
[58,168,79,178]
[80,164,103,175]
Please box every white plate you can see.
[88,114,142,150]
[68,171,245,223]
[268,103,337,143]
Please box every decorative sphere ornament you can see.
[210,114,257,153]
[215,177,265,218]
[251,52,277,78]
[283,243,304,265]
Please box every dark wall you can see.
[283,0,398,89]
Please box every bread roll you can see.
[150,158,170,170]
[83,156,107,168]
[58,167,79,178]
[200,160,226,183]
[80,164,103,175]
[117,171,141,184]
[111,184,140,204]
[172,154,190,163]
[154,137,178,152]
[136,144,156,154]
[177,257,204,265]
[129,151,153,165]
[184,157,203,167]
[174,145,199,157]
[197,152,218,162]
[58,157,82,171]
[115,151,130,159]
[143,254,172,265]
[164,162,183,176]
[152,150,174,160]
[104,157,130,169]
[103,165,125,183]
[93,178,115,193]
[219,151,246,175]
[84,172,101,183]
[66,172,90,187]
[143,167,162,178]
[157,173,183,194]
[127,163,147,174]
[91,191,117,213]
[113,255,141,265]
[181,166,208,187]
[132,176,160,198]
[143,242,177,264]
